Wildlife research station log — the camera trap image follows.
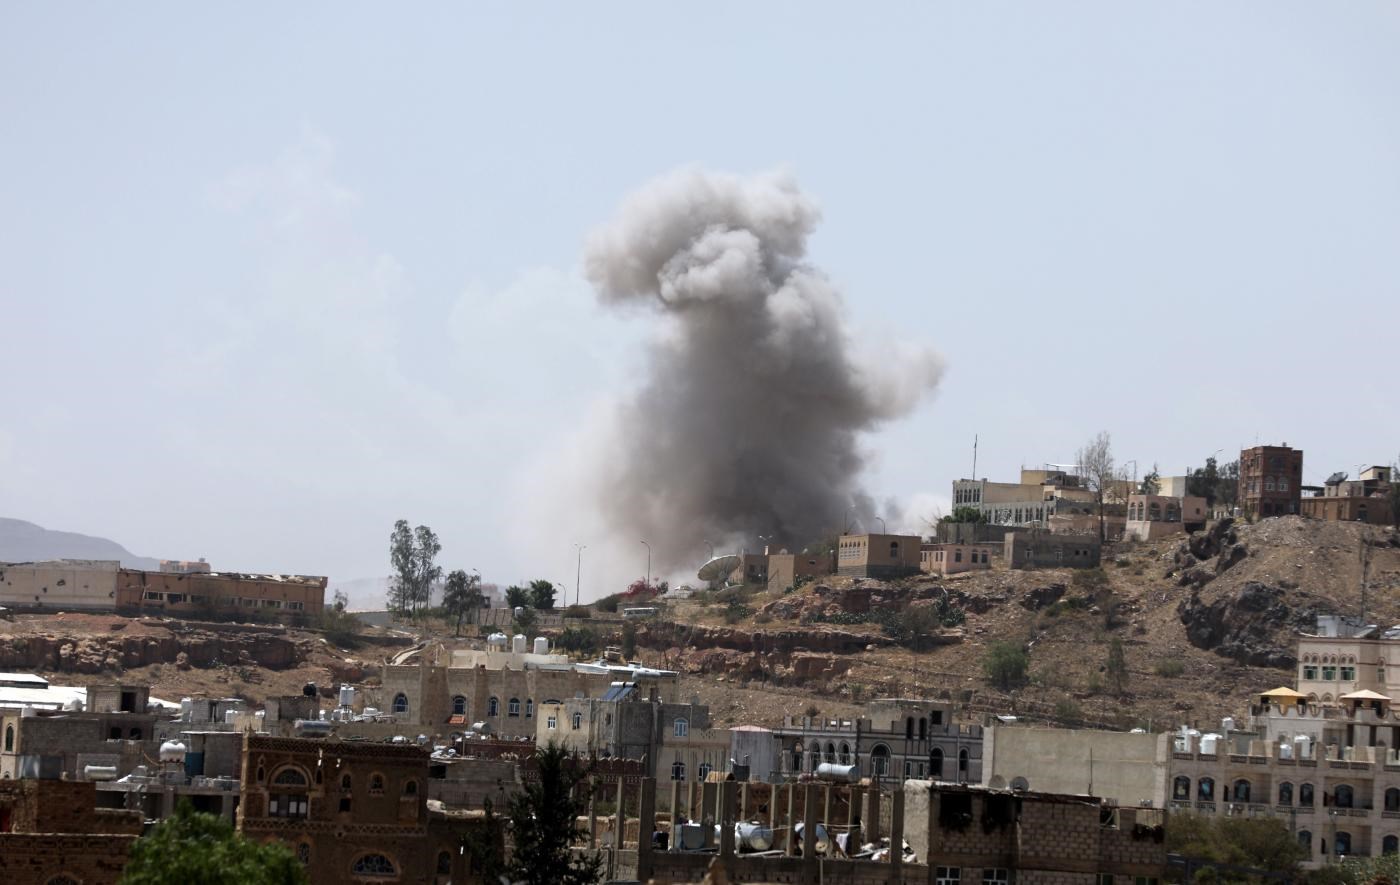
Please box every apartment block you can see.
[1238,444,1304,518]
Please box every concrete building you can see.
[765,549,834,593]
[0,780,142,885]
[538,687,729,782]
[1123,494,1208,542]
[116,567,327,621]
[774,700,984,785]
[380,641,679,739]
[0,560,121,613]
[903,781,1167,885]
[1,685,164,780]
[238,734,495,885]
[1301,466,1394,525]
[980,723,1170,808]
[1239,443,1304,519]
[159,558,212,574]
[836,534,922,579]
[1004,531,1101,570]
[0,673,88,712]
[93,730,244,824]
[920,542,994,577]
[952,469,1103,529]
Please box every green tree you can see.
[1105,638,1128,695]
[388,519,415,614]
[941,506,987,524]
[119,801,306,885]
[514,605,539,637]
[505,585,531,609]
[442,569,484,636]
[1389,456,1400,529]
[412,525,442,616]
[982,641,1029,690]
[503,743,603,885]
[529,579,558,611]
[1139,464,1161,496]
[1166,812,1306,879]
[620,620,637,660]
[1076,431,1116,541]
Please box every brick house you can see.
[1238,444,1304,519]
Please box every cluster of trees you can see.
[1186,456,1240,509]
[505,580,559,611]
[1166,813,1306,881]
[387,520,443,618]
[118,802,306,884]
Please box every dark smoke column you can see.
[583,168,942,572]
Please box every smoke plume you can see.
[582,168,942,573]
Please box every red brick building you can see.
[0,780,141,885]
[1238,444,1303,519]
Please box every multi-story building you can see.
[952,468,1105,529]
[116,567,326,621]
[774,699,983,785]
[920,542,995,577]
[1124,494,1208,542]
[238,733,495,885]
[1301,466,1394,525]
[381,640,679,739]
[538,686,729,782]
[1239,444,1304,519]
[160,558,212,574]
[835,533,922,579]
[1,685,164,780]
[0,560,122,613]
[0,780,143,885]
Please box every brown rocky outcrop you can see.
[0,629,303,674]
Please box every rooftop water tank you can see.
[735,822,774,852]
[20,704,35,718]
[83,764,118,782]
[512,634,527,654]
[339,684,355,707]
[180,698,194,721]
[533,637,549,655]
[488,633,508,650]
[159,739,187,764]
[1222,717,1236,732]
[815,763,860,783]
[1199,733,1220,754]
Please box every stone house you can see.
[1238,444,1304,519]
[1,685,163,780]
[0,780,142,885]
[1004,531,1101,570]
[920,542,995,577]
[1123,494,1208,542]
[775,700,984,785]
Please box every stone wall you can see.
[0,833,136,885]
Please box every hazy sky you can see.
[3,4,1398,599]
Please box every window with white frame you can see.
[936,867,961,885]
[983,870,1009,885]
[674,718,688,738]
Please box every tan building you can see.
[538,688,729,782]
[381,643,679,739]
[835,533,922,579]
[116,567,326,621]
[1301,466,1393,526]
[1,685,162,780]
[0,560,121,612]
[160,558,212,574]
[1004,531,1101,569]
[920,542,994,577]
[1123,494,1208,542]
[238,734,494,885]
[764,549,833,593]
[981,723,1170,808]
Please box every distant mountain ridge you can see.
[0,517,160,570]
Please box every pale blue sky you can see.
[3,4,1397,597]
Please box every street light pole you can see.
[574,544,585,607]
[703,539,715,561]
[875,517,886,534]
[640,540,651,588]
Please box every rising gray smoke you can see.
[583,168,942,571]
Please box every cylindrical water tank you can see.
[1295,734,1313,757]
[225,710,240,724]
[159,740,186,764]
[1221,717,1236,732]
[1199,734,1220,754]
[533,637,549,655]
[488,633,508,650]
[1279,741,1293,759]
[512,634,527,654]
[793,822,830,854]
[735,823,774,852]
[338,684,355,707]
[816,763,860,783]
[83,764,118,782]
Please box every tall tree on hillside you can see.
[412,525,442,616]
[442,569,483,636]
[388,520,415,614]
[529,579,558,611]
[1076,431,1116,542]
[1389,456,1400,529]
[1139,464,1161,496]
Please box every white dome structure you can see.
[158,739,186,764]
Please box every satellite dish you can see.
[697,555,741,582]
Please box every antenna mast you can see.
[972,434,978,480]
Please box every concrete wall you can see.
[981,725,1168,808]
[0,560,120,611]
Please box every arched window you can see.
[1386,835,1400,856]
[906,717,915,740]
[1298,830,1312,853]
[1387,788,1400,813]
[340,773,352,792]
[930,747,944,779]
[793,740,805,772]
[1198,777,1215,801]
[507,698,520,717]
[437,851,452,874]
[351,853,398,878]
[840,742,851,765]
[525,699,534,718]
[272,767,309,786]
[1148,502,1162,521]
[1173,776,1191,801]
[451,695,467,716]
[1278,782,1293,806]
[3,725,11,752]
[671,760,686,781]
[44,877,82,885]
[1300,783,1314,806]
[369,773,385,795]
[403,779,417,796]
[919,718,928,741]
[959,748,969,775]
[1335,831,1352,856]
[488,697,499,717]
[392,693,408,715]
[889,541,899,558]
[1335,784,1355,809]
[268,766,309,819]
[571,712,582,730]
[698,762,713,780]
[870,744,890,777]
[1232,779,1251,803]
[673,718,688,738]
[296,842,311,866]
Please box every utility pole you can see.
[640,540,651,588]
[972,434,978,480]
[574,544,585,607]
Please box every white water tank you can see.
[180,698,194,721]
[512,634,527,654]
[816,763,860,783]
[1279,741,1293,760]
[20,704,35,718]
[488,633,508,650]
[1221,717,1236,732]
[338,684,355,707]
[533,637,549,655]
[1295,734,1313,757]
[1199,733,1220,754]
[83,764,119,781]
[159,740,186,764]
